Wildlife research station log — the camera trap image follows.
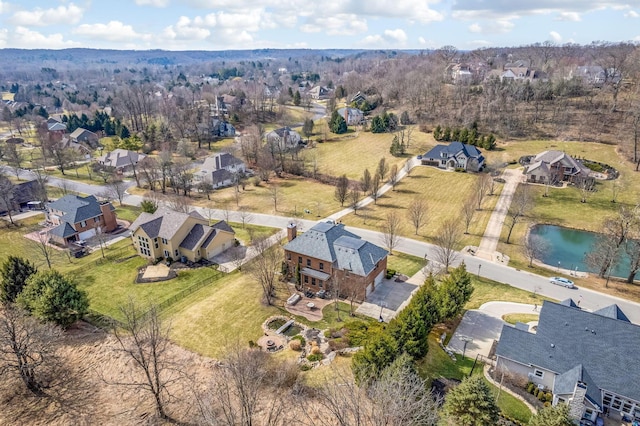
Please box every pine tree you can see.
[0,256,37,303]
[443,376,500,426]
[528,404,573,426]
[438,263,474,319]
[433,125,442,141]
[330,110,347,134]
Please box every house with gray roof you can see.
[69,127,99,148]
[195,152,246,188]
[97,149,147,172]
[283,221,388,301]
[265,127,301,151]
[421,141,485,172]
[523,150,591,185]
[129,207,235,262]
[336,107,364,126]
[46,195,117,245]
[496,300,640,424]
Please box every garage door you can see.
[365,283,373,297]
[78,228,96,240]
[374,271,384,285]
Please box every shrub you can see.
[299,364,312,371]
[307,353,323,362]
[289,340,302,351]
[328,337,349,351]
[533,387,540,397]
[538,391,547,402]
[543,401,551,407]
[545,392,553,402]
[385,269,396,279]
[291,334,306,346]
[248,340,256,348]
[527,382,535,393]
[311,345,322,355]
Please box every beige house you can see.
[129,207,235,262]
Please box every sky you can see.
[0,1,639,51]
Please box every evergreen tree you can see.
[459,127,469,143]
[302,118,314,137]
[452,127,461,142]
[443,376,500,426]
[352,330,398,384]
[442,126,451,141]
[0,256,37,303]
[528,404,573,426]
[17,270,89,328]
[438,263,474,319]
[433,125,442,141]
[293,90,301,106]
[371,115,385,133]
[390,135,401,156]
[330,110,347,134]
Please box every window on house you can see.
[311,278,316,286]
[319,262,324,270]
[155,241,159,249]
[287,253,291,260]
[164,250,170,258]
[174,250,179,257]
[298,256,302,264]
[306,259,311,267]
[304,275,308,283]
[534,369,544,378]
[622,403,633,414]
[319,281,323,288]
[80,220,87,227]
[162,238,168,244]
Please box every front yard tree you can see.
[302,118,314,138]
[376,157,389,182]
[17,270,89,328]
[523,234,549,267]
[4,143,25,181]
[388,164,399,190]
[528,404,573,426]
[433,218,462,272]
[407,198,428,235]
[0,256,38,303]
[104,176,127,205]
[475,174,491,210]
[381,211,403,255]
[329,110,347,134]
[437,263,474,319]
[334,174,349,206]
[0,175,17,225]
[504,184,533,244]
[34,230,55,269]
[348,187,362,215]
[112,301,178,421]
[371,172,382,204]
[360,168,372,194]
[442,375,500,426]
[0,305,61,395]
[461,198,475,234]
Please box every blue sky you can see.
[0,1,639,50]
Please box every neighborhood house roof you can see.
[201,153,243,174]
[98,149,146,169]
[284,222,388,277]
[496,300,640,406]
[527,150,590,177]
[129,207,206,240]
[50,222,77,238]
[48,195,110,224]
[423,141,484,161]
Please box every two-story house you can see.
[421,141,485,172]
[496,300,640,424]
[336,107,365,126]
[129,207,235,262]
[96,149,147,173]
[69,127,99,148]
[195,152,246,188]
[46,195,117,245]
[265,127,301,151]
[283,221,388,301]
[524,150,591,184]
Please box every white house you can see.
[196,152,246,188]
[265,127,301,151]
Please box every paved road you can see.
[476,168,522,260]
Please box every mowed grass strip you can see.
[340,166,503,249]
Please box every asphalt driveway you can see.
[356,274,420,322]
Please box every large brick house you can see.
[496,300,640,424]
[524,150,591,185]
[46,195,117,245]
[283,221,388,301]
[129,207,235,262]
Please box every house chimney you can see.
[344,108,349,124]
[215,155,220,170]
[287,223,297,241]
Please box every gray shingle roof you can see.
[496,300,640,404]
[593,304,630,322]
[129,207,206,240]
[180,223,213,251]
[201,153,244,174]
[423,141,484,161]
[48,195,107,224]
[211,220,234,233]
[97,149,146,169]
[50,222,77,238]
[284,222,388,277]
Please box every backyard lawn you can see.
[387,252,427,277]
[340,165,503,249]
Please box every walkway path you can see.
[476,168,522,262]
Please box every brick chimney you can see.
[287,223,297,241]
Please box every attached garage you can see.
[78,228,96,240]
[365,282,374,297]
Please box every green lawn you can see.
[340,166,503,249]
[114,204,142,223]
[466,276,553,310]
[502,313,539,324]
[387,252,427,277]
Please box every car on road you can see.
[549,276,576,288]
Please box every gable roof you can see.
[201,153,244,174]
[47,122,67,132]
[129,207,206,240]
[180,223,213,251]
[529,150,590,176]
[423,141,483,160]
[69,127,96,139]
[48,194,110,224]
[496,300,640,405]
[50,222,77,238]
[284,222,387,276]
[268,127,300,139]
[97,149,146,169]
[593,304,630,322]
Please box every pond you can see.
[266,318,302,337]
[529,224,631,278]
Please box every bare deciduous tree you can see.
[334,174,349,206]
[361,169,372,194]
[111,301,180,421]
[4,144,24,181]
[0,175,16,225]
[407,198,428,235]
[348,187,362,215]
[504,184,532,244]
[433,218,462,272]
[522,233,549,267]
[381,211,403,254]
[461,198,476,234]
[371,172,382,204]
[269,183,280,212]
[475,174,491,210]
[104,176,127,205]
[238,207,253,229]
[376,157,389,182]
[0,305,61,395]
[34,230,55,269]
[245,237,281,306]
[388,164,399,190]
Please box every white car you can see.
[549,276,576,288]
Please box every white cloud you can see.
[418,36,437,48]
[73,21,152,42]
[134,0,170,7]
[0,2,6,14]
[12,3,84,27]
[556,11,581,21]
[12,26,80,48]
[469,23,482,33]
[0,28,7,47]
[625,10,640,18]
[549,30,562,42]
[300,14,367,36]
[163,16,211,40]
[359,28,408,47]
